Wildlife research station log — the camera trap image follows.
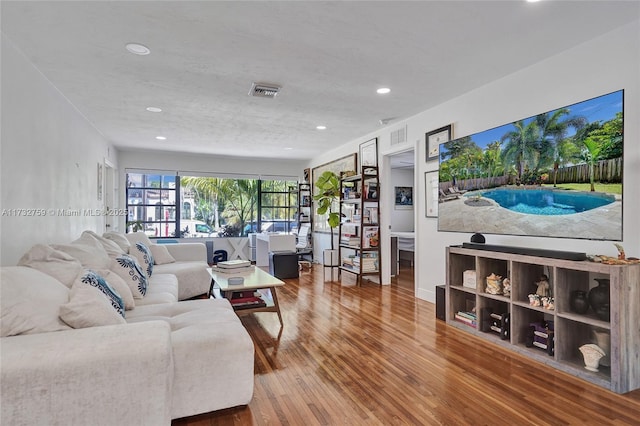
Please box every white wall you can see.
[308,21,640,299]
[0,35,118,266]
[390,168,414,232]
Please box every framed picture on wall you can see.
[312,153,357,233]
[359,138,378,169]
[394,186,413,210]
[426,124,452,161]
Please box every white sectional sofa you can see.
[0,230,255,425]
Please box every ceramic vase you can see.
[579,344,606,372]
[588,278,610,321]
[570,290,589,314]
[593,330,611,367]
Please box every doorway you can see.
[387,149,416,293]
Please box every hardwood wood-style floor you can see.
[173,265,640,425]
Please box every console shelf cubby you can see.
[446,245,640,394]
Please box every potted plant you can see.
[313,170,341,276]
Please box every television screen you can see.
[437,90,623,241]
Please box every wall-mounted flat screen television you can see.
[437,90,623,241]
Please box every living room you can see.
[2,2,639,424]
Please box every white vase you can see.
[323,249,339,281]
[579,344,606,372]
[593,330,611,367]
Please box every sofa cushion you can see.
[154,261,211,300]
[59,281,127,328]
[125,299,255,418]
[76,270,125,317]
[132,242,154,277]
[150,244,176,265]
[135,273,179,306]
[110,255,148,299]
[0,267,72,337]
[102,231,131,253]
[17,244,84,288]
[52,233,110,270]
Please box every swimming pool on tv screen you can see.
[480,188,615,215]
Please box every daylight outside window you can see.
[126,171,297,238]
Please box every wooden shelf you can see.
[446,245,640,394]
[338,164,381,286]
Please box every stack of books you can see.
[363,207,378,224]
[454,311,477,328]
[342,256,356,269]
[353,252,378,272]
[228,290,266,310]
[211,259,254,273]
[340,235,360,247]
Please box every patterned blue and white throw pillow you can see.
[110,254,148,298]
[133,242,154,278]
[79,270,125,317]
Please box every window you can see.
[126,173,177,237]
[126,171,297,238]
[259,180,298,234]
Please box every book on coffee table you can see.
[217,260,251,269]
[229,296,267,310]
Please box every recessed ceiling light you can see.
[126,43,150,55]
[146,106,162,113]
[316,125,327,130]
[155,136,166,140]
[376,87,391,94]
[284,147,293,150]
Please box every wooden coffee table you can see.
[207,267,285,327]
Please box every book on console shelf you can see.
[454,311,477,327]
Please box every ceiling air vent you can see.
[249,82,281,98]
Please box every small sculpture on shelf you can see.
[502,278,511,297]
[541,296,555,310]
[579,344,606,372]
[485,273,503,295]
[535,274,550,297]
[528,294,542,307]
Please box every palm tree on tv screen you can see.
[500,119,539,181]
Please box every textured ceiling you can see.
[2,1,638,161]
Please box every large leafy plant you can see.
[313,170,341,250]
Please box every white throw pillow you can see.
[110,255,148,299]
[75,270,125,317]
[82,230,126,258]
[102,231,131,253]
[52,233,110,270]
[96,269,135,310]
[17,244,84,287]
[125,231,153,248]
[60,282,126,328]
[149,244,176,265]
[0,267,72,337]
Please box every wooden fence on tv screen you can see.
[552,157,622,184]
[441,157,622,192]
